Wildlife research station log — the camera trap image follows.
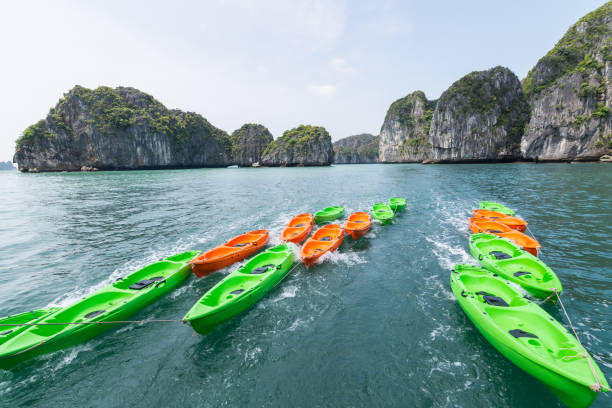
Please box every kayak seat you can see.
[252,264,276,274]
[489,251,512,260]
[476,291,510,307]
[85,310,106,319]
[513,271,531,277]
[486,229,504,234]
[233,243,249,247]
[509,329,538,339]
[230,289,245,295]
[354,220,363,223]
[320,236,332,241]
[295,223,304,227]
[129,276,164,290]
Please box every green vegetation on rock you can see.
[16,86,230,149]
[383,91,436,130]
[522,1,612,97]
[263,125,330,155]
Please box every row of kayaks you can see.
[452,201,608,408]
[0,199,406,369]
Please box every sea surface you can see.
[0,163,610,407]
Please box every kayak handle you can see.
[478,255,483,261]
[155,279,167,288]
[461,290,468,297]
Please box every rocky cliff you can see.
[521,2,612,161]
[260,125,334,166]
[230,124,273,166]
[333,133,379,164]
[429,66,530,162]
[378,91,435,162]
[14,86,231,172]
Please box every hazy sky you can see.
[0,0,606,161]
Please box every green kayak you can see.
[451,264,609,408]
[0,308,62,348]
[184,244,295,335]
[479,201,515,215]
[0,250,200,369]
[389,197,406,212]
[371,203,394,224]
[314,206,345,224]
[469,233,562,299]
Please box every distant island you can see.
[0,161,15,170]
[13,2,612,172]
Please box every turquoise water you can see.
[0,164,610,407]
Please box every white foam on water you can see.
[272,285,298,302]
[425,236,474,270]
[321,250,367,266]
[244,346,262,363]
[47,237,206,309]
[287,316,314,331]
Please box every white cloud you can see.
[330,58,353,74]
[308,84,336,97]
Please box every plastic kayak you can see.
[190,230,269,277]
[0,308,62,349]
[469,218,541,256]
[478,201,515,216]
[389,197,406,212]
[451,264,609,408]
[344,212,372,240]
[371,203,394,224]
[300,224,344,267]
[183,244,295,335]
[472,209,528,232]
[469,233,561,298]
[0,251,200,369]
[314,206,345,224]
[280,213,314,244]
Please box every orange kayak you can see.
[300,224,344,267]
[280,213,314,244]
[189,230,269,277]
[472,209,528,232]
[344,212,371,240]
[469,218,541,256]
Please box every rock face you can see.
[378,91,435,162]
[0,161,14,170]
[14,86,231,171]
[429,66,530,162]
[521,2,612,161]
[260,125,334,166]
[230,124,273,166]
[333,133,379,164]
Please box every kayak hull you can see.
[190,230,269,277]
[184,244,295,335]
[371,203,394,224]
[280,213,314,244]
[300,224,344,267]
[478,201,515,216]
[0,251,200,369]
[389,197,406,212]
[472,209,528,232]
[469,233,561,298]
[314,206,345,224]
[451,265,608,408]
[469,218,541,256]
[344,212,371,240]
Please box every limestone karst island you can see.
[1,2,611,408]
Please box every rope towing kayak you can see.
[1,262,307,329]
[546,288,610,393]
